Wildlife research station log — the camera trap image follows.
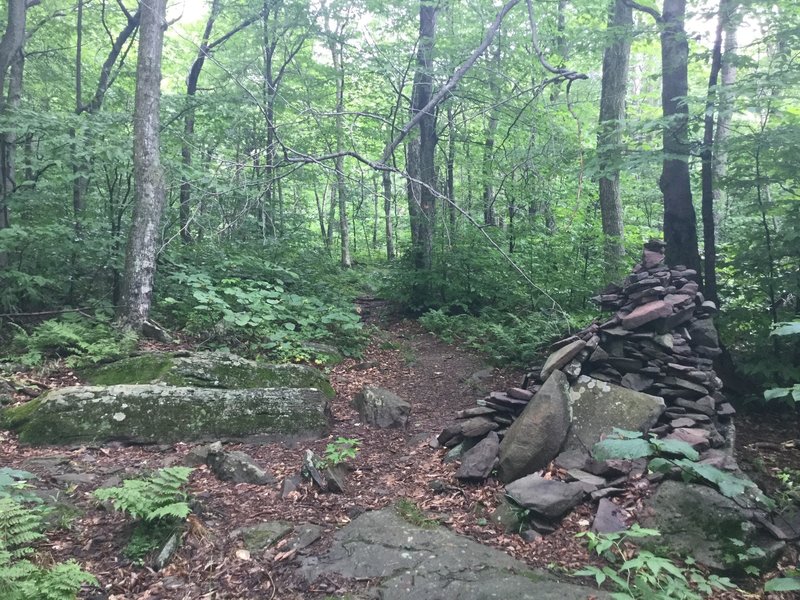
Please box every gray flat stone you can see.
[505,474,586,520]
[302,508,607,599]
[540,340,586,381]
[352,386,411,428]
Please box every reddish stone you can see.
[621,300,673,330]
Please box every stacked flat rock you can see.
[439,240,734,480]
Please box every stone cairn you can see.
[439,240,732,457]
[435,241,738,526]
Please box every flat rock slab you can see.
[302,508,607,600]
[3,384,331,445]
[564,376,665,457]
[540,340,586,381]
[505,474,586,520]
[80,352,335,397]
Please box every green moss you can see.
[1,397,42,429]
[11,385,330,446]
[80,352,335,397]
[81,355,174,386]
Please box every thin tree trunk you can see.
[119,0,167,332]
[482,39,501,226]
[446,106,457,230]
[0,0,28,269]
[660,0,701,274]
[700,0,728,304]
[713,0,737,227]
[597,0,632,279]
[382,169,395,259]
[327,23,350,268]
[180,0,220,243]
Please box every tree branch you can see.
[381,0,523,164]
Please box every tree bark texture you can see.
[597,0,632,280]
[660,0,701,275]
[328,27,350,268]
[713,0,737,224]
[119,0,167,331]
[407,2,437,272]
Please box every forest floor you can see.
[1,300,799,599]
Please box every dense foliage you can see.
[0,0,796,388]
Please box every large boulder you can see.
[497,370,571,483]
[302,508,608,600]
[564,376,665,457]
[2,384,331,445]
[351,386,410,428]
[80,351,335,397]
[639,481,783,570]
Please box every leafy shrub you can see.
[157,270,367,363]
[7,313,136,367]
[94,467,193,562]
[0,497,96,600]
[576,525,737,599]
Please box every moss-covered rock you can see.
[3,384,331,445]
[81,352,335,397]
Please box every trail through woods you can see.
[0,302,798,598]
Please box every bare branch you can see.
[623,0,662,22]
[381,0,522,164]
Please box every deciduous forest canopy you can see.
[0,0,798,393]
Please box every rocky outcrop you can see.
[80,351,335,397]
[302,508,608,599]
[351,386,411,428]
[639,481,784,571]
[2,384,331,445]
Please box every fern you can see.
[0,498,43,559]
[94,467,193,522]
[0,498,95,600]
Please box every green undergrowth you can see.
[154,247,371,363]
[418,307,592,366]
[94,467,193,564]
[0,469,96,599]
[576,525,737,599]
[4,312,136,368]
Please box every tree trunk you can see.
[382,169,395,259]
[482,39,501,227]
[329,30,350,268]
[407,2,437,275]
[0,0,28,269]
[660,0,701,274]
[700,0,727,305]
[446,106,457,230]
[713,0,737,226]
[119,0,167,332]
[597,0,632,280]
[180,0,220,244]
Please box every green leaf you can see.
[770,322,800,337]
[765,577,800,592]
[764,387,791,401]
[592,437,653,461]
[650,438,700,460]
